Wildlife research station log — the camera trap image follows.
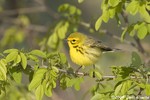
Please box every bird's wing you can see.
[84,37,113,51]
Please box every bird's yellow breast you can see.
[69,46,101,66]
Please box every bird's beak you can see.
[64,38,68,42]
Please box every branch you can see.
[121,9,149,57]
[0,6,59,19]
[57,68,144,79]
[0,6,46,16]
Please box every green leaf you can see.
[19,15,30,26]
[20,52,27,69]
[139,4,150,23]
[121,80,132,94]
[12,70,22,83]
[95,70,102,79]
[59,53,67,64]
[30,50,46,58]
[138,83,145,89]
[91,93,105,100]
[108,8,116,18]
[114,83,123,95]
[121,28,127,41]
[47,33,58,49]
[115,14,121,25]
[14,54,21,64]
[9,66,22,83]
[35,84,44,100]
[45,85,52,97]
[108,0,120,7]
[129,30,135,37]
[137,23,147,39]
[0,59,7,80]
[146,2,150,10]
[147,24,150,33]
[102,11,109,23]
[6,51,18,62]
[131,52,142,67]
[3,49,18,54]
[58,3,69,12]
[78,0,84,3]
[74,77,83,91]
[126,1,139,15]
[69,6,76,15]
[57,21,69,39]
[145,84,150,95]
[95,17,102,31]
[29,68,47,90]
[28,55,39,62]
[52,66,59,73]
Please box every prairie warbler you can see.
[67,32,114,76]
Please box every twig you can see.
[57,68,88,76]
[57,68,144,79]
[134,36,147,55]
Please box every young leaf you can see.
[28,55,39,62]
[137,24,147,39]
[126,1,139,15]
[139,4,150,23]
[145,84,150,95]
[6,51,18,62]
[121,80,131,95]
[108,0,120,7]
[20,52,27,69]
[3,49,18,54]
[95,70,102,79]
[95,17,102,31]
[29,68,47,90]
[78,0,84,3]
[74,77,83,91]
[0,59,7,80]
[131,52,142,67]
[108,8,116,18]
[14,54,21,64]
[102,11,109,23]
[147,24,150,33]
[121,28,127,41]
[59,53,67,64]
[35,84,44,100]
[12,70,22,83]
[91,93,104,100]
[114,83,123,95]
[45,85,52,97]
[30,50,46,58]
[0,59,7,73]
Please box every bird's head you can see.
[67,32,86,48]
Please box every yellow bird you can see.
[67,32,114,77]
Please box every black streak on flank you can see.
[73,45,78,48]
[76,47,84,55]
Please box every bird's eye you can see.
[71,39,76,44]
[72,39,76,42]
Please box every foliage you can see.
[95,0,150,40]
[0,0,150,100]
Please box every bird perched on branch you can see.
[67,32,118,77]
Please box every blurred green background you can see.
[0,0,150,100]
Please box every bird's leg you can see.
[93,65,95,78]
[75,65,82,74]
